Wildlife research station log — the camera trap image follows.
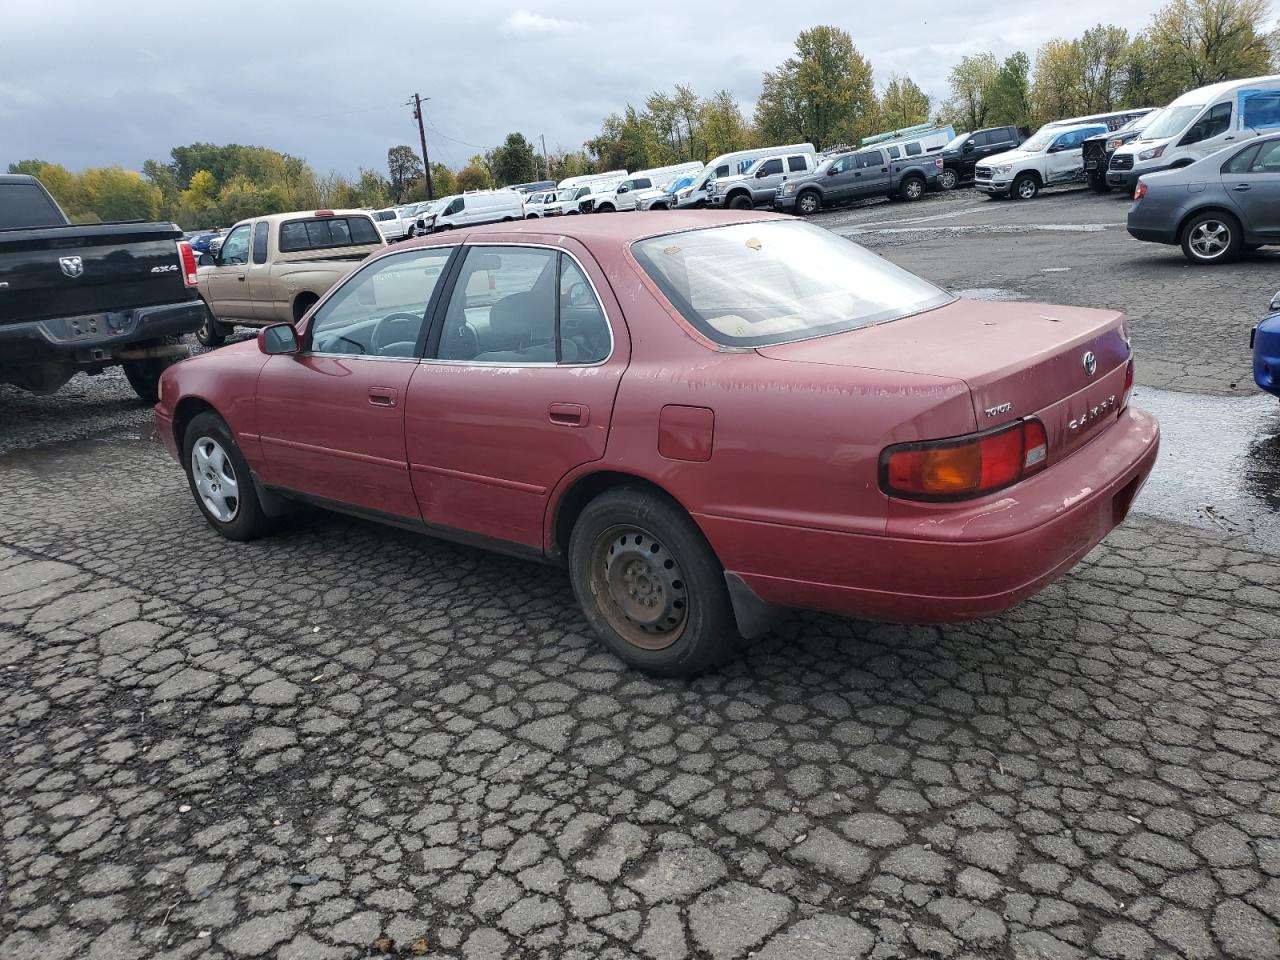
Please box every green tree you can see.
[754,25,876,148]
[7,159,49,176]
[1147,0,1273,98]
[988,52,1032,127]
[1078,24,1133,111]
[877,75,931,129]
[387,145,423,201]
[1031,39,1086,124]
[354,169,391,208]
[700,90,755,156]
[455,164,494,192]
[945,53,1000,132]
[488,133,540,186]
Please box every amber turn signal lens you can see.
[881,418,1048,502]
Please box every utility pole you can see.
[540,134,550,180]
[412,94,434,201]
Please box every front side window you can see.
[1182,103,1232,144]
[787,156,808,172]
[632,221,952,349]
[757,158,784,176]
[251,222,269,264]
[436,246,609,364]
[309,247,453,358]
[219,224,251,265]
[446,198,464,215]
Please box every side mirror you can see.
[755,169,768,178]
[1270,290,1280,313]
[258,323,299,356]
[617,185,629,193]
[963,141,976,152]
[198,253,215,267]
[826,168,838,176]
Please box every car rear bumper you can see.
[698,407,1160,623]
[0,299,205,367]
[1126,222,1177,245]
[1253,315,1280,398]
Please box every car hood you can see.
[982,148,1037,166]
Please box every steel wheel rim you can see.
[1017,179,1036,199]
[190,436,240,523]
[1189,221,1229,259]
[798,193,819,214]
[590,524,688,651]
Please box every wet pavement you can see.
[3,188,1280,960]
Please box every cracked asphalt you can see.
[3,187,1280,959]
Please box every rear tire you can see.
[182,412,276,541]
[195,308,228,348]
[728,194,753,211]
[1012,173,1039,200]
[569,487,738,676]
[899,176,925,201]
[122,336,186,404]
[1180,211,1242,265]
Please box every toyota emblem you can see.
[1082,351,1097,376]
[59,256,84,279]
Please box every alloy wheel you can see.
[1016,178,1037,200]
[1188,220,1230,260]
[798,193,819,214]
[905,180,923,199]
[939,169,957,190]
[190,436,240,522]
[590,525,688,651]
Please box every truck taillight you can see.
[1133,182,1147,201]
[177,241,199,287]
[935,157,944,168]
[880,419,1048,502]
[314,210,335,217]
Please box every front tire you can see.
[196,308,228,348]
[899,176,925,201]
[568,487,738,676]
[728,194,753,211]
[1012,173,1039,200]
[122,337,186,404]
[1087,171,1111,194]
[1181,211,1242,264]
[796,190,821,215]
[182,412,276,541]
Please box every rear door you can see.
[1224,138,1280,238]
[255,245,456,518]
[404,239,628,549]
[204,223,253,321]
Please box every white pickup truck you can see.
[974,122,1108,200]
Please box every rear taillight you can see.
[1121,356,1135,409]
[1133,182,1147,201]
[314,210,335,217]
[935,157,944,168]
[880,418,1049,502]
[177,241,198,287]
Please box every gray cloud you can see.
[2,0,1171,177]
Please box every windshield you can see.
[632,221,953,348]
[556,189,577,201]
[1020,125,1060,152]
[1141,105,1203,140]
[942,132,971,151]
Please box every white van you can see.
[671,145,817,208]
[429,190,524,231]
[1108,76,1280,191]
[557,170,628,190]
[580,162,704,212]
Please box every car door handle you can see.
[549,402,587,427]
[236,275,246,281]
[368,386,398,407]
[1233,183,1252,191]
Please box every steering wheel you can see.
[371,312,423,354]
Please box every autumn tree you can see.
[1077,24,1134,111]
[387,145,424,201]
[945,53,1000,131]
[988,52,1032,127]
[1031,39,1086,123]
[755,26,876,148]
[700,91,756,156]
[455,164,494,192]
[488,133,540,186]
[877,75,931,129]
[1147,0,1274,97]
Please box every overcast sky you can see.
[3,0,1178,178]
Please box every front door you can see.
[823,155,859,201]
[1046,132,1084,183]
[857,149,891,197]
[405,240,628,549]
[245,221,274,322]
[255,245,456,518]
[205,223,253,321]
[1224,138,1280,238]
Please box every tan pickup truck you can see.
[195,209,384,346]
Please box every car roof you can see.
[403,209,789,252]
[1171,74,1280,106]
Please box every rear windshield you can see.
[0,182,66,229]
[279,216,380,253]
[632,220,953,348]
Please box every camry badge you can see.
[59,256,84,279]
[1082,351,1097,376]
[984,402,1013,418]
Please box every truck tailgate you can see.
[0,221,194,325]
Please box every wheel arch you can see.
[724,187,753,203]
[549,469,696,563]
[172,396,219,454]
[292,291,321,322]
[1176,204,1242,244]
[1019,168,1043,186]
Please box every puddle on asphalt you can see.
[1129,386,1280,552]
[952,288,1028,301]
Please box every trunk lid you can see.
[757,298,1131,462]
[0,221,193,326]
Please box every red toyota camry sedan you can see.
[156,211,1159,676]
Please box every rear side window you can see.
[0,182,65,229]
[886,146,901,159]
[279,216,378,253]
[251,222,268,264]
[634,178,652,189]
[787,156,808,172]
[1241,90,1280,132]
[856,151,882,168]
[905,142,922,156]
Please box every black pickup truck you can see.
[0,174,204,402]
[1081,110,1158,193]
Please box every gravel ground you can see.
[2,190,1279,960]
